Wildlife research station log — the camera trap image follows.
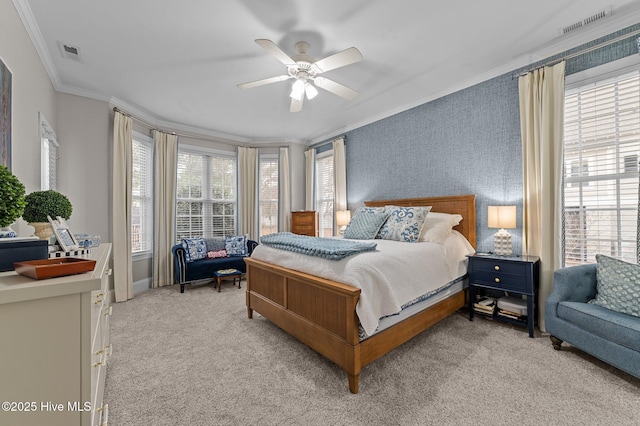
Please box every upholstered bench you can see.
[171,236,258,293]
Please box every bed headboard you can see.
[364,194,476,248]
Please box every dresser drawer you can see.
[293,214,314,225]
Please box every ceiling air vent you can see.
[57,41,84,63]
[561,7,612,35]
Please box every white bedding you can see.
[251,230,475,336]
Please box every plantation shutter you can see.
[316,153,334,237]
[563,69,640,265]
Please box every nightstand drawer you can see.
[471,271,528,292]
[472,259,527,277]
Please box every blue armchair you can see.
[545,263,640,379]
[172,237,259,293]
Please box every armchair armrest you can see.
[171,244,187,284]
[546,263,597,319]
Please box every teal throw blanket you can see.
[259,232,377,260]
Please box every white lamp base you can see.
[493,229,512,256]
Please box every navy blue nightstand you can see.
[467,254,540,337]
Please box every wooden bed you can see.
[244,194,476,393]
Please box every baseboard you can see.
[133,278,152,295]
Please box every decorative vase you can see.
[0,226,18,238]
[31,222,54,240]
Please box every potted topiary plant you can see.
[0,165,26,238]
[22,190,73,239]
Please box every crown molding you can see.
[310,3,640,144]
[12,0,61,89]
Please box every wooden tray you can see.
[14,257,97,280]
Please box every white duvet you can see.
[250,230,475,336]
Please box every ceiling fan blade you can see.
[313,77,359,101]
[313,47,363,73]
[255,39,297,66]
[290,95,303,113]
[237,75,290,90]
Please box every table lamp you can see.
[488,205,516,256]
[336,210,351,235]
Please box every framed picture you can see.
[48,215,79,251]
[1,56,11,170]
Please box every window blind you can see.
[131,138,153,253]
[563,69,640,265]
[259,156,279,236]
[176,150,236,241]
[316,152,334,237]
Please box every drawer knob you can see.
[494,278,500,283]
[494,265,500,271]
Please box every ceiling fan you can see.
[237,39,363,112]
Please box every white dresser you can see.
[0,243,112,426]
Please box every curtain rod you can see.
[112,106,253,145]
[309,134,347,149]
[113,107,177,136]
[512,28,640,79]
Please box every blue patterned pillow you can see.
[225,235,248,257]
[378,206,431,243]
[343,209,389,240]
[590,254,640,318]
[182,238,207,263]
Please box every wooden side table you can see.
[213,268,243,292]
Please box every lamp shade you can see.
[488,205,516,229]
[336,210,351,227]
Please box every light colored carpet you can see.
[105,281,640,426]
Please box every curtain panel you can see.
[518,61,565,331]
[333,137,347,236]
[152,130,178,288]
[278,147,291,232]
[238,146,259,240]
[304,148,315,211]
[112,111,134,302]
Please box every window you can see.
[315,150,334,237]
[563,67,640,266]
[259,154,278,236]
[131,133,153,254]
[176,148,236,241]
[40,113,58,190]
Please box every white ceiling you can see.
[16,0,640,144]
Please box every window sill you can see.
[132,251,152,261]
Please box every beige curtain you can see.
[152,130,178,288]
[238,146,258,240]
[333,137,347,235]
[304,148,315,211]
[112,111,134,302]
[278,147,291,232]
[518,61,565,332]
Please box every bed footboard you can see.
[244,257,363,392]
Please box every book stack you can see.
[473,296,496,315]
[497,296,527,321]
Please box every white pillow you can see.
[420,212,463,244]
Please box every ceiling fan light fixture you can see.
[305,83,318,100]
[290,79,305,101]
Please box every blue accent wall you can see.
[345,24,640,254]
